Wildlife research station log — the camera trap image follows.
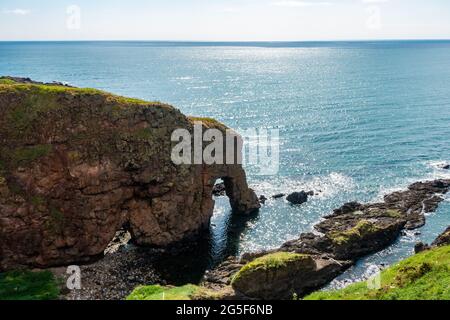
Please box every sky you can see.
[1,0,450,41]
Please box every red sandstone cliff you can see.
[0,77,260,270]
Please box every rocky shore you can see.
[201,179,450,299]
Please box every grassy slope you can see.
[127,284,200,300]
[127,284,231,301]
[0,270,60,300]
[305,245,450,300]
[188,116,229,132]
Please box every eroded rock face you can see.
[230,253,349,300]
[0,78,260,270]
[204,252,351,300]
[231,253,315,300]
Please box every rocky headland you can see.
[0,77,260,271]
[1,76,449,301]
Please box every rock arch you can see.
[0,78,260,270]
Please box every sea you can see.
[1,40,449,288]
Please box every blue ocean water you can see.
[1,41,450,287]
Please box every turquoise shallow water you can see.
[1,41,450,287]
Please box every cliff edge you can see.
[0,77,260,270]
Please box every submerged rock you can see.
[0,77,260,271]
[272,193,285,199]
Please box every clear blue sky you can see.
[1,0,450,41]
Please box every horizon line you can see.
[1,38,450,43]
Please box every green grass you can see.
[0,79,17,85]
[385,209,403,218]
[304,245,450,300]
[2,82,102,96]
[231,252,309,286]
[188,117,228,131]
[0,82,155,106]
[127,284,229,301]
[127,284,200,300]
[0,270,60,300]
[0,81,165,141]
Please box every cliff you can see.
[0,77,260,270]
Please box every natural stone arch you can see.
[0,78,260,270]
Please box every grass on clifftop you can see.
[188,117,228,131]
[0,81,157,105]
[0,80,178,147]
[0,270,60,300]
[305,245,450,300]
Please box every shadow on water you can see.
[148,198,260,286]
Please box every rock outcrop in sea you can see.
[0,77,260,271]
[202,179,450,299]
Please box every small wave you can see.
[173,76,193,81]
[373,185,409,202]
[374,160,450,202]
[426,160,450,179]
[188,86,210,90]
